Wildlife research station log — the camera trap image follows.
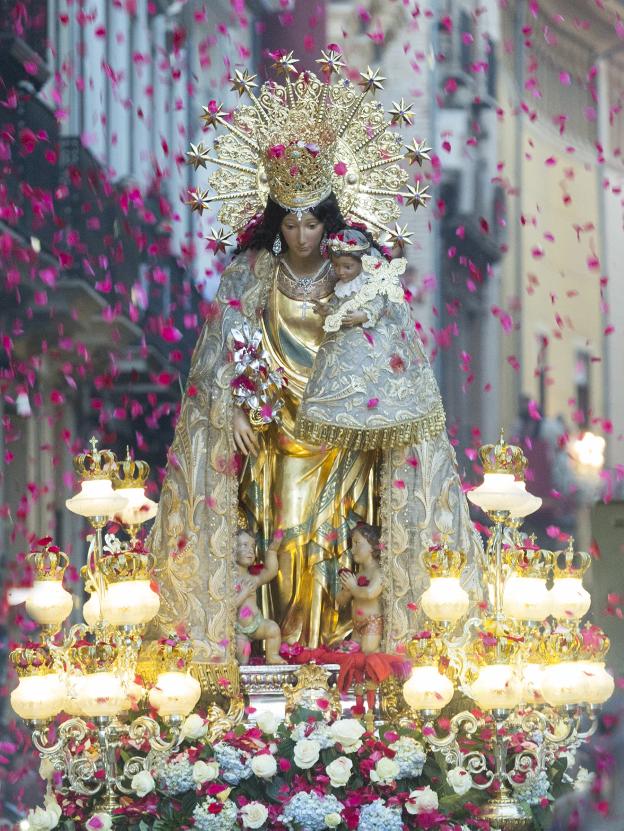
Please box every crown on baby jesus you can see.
[328,229,371,256]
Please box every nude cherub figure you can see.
[234,530,287,665]
[336,523,384,654]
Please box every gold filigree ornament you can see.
[282,664,341,719]
[187,56,430,243]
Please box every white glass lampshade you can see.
[75,671,126,717]
[549,578,591,620]
[82,592,101,627]
[421,577,469,624]
[102,580,160,626]
[122,680,147,711]
[470,664,523,710]
[578,661,614,705]
[468,473,541,516]
[66,479,127,519]
[403,665,454,711]
[149,671,201,717]
[502,575,551,621]
[11,673,66,721]
[115,487,158,527]
[541,661,586,707]
[521,663,545,705]
[25,580,73,627]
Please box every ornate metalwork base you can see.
[241,664,348,719]
[479,788,535,831]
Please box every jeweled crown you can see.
[10,645,55,677]
[423,539,466,579]
[260,109,336,211]
[553,538,591,578]
[114,448,150,490]
[479,430,528,480]
[156,633,194,672]
[99,548,153,583]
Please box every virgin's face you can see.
[280,212,324,258]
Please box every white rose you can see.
[369,756,400,784]
[574,767,595,792]
[447,767,473,795]
[405,786,439,815]
[324,812,342,827]
[255,710,281,735]
[329,719,366,752]
[181,713,208,740]
[85,813,113,831]
[326,756,352,788]
[240,801,269,829]
[131,770,155,797]
[293,738,321,769]
[26,807,60,831]
[43,792,61,823]
[192,760,220,784]
[251,753,277,779]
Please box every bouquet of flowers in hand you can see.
[229,322,287,430]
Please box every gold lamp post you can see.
[402,433,614,831]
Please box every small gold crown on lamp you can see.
[478,429,528,480]
[28,542,69,582]
[579,623,610,660]
[469,619,523,665]
[10,645,54,677]
[99,548,153,583]
[423,537,466,578]
[113,448,151,489]
[406,630,448,665]
[70,639,120,675]
[553,538,592,578]
[540,627,582,664]
[156,633,194,672]
[505,545,554,578]
[73,437,118,481]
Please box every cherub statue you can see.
[336,523,384,654]
[234,530,286,665]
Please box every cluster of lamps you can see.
[402,433,613,830]
[10,439,201,809]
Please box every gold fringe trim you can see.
[295,404,446,451]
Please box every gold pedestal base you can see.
[479,789,535,831]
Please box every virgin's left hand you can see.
[341,310,368,328]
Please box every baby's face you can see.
[236,532,256,567]
[331,254,362,283]
[352,530,374,564]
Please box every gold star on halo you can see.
[186,142,211,170]
[389,98,415,126]
[206,227,235,253]
[272,51,299,77]
[359,66,386,93]
[405,138,432,166]
[404,182,431,210]
[200,103,226,129]
[316,49,346,77]
[229,68,258,98]
[185,188,212,214]
[387,223,414,247]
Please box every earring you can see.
[319,233,329,258]
[272,234,282,255]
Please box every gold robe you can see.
[147,250,484,663]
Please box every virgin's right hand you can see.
[233,408,260,456]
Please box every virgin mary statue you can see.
[147,55,483,663]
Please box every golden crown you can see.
[99,549,153,583]
[553,538,592,578]
[406,631,448,667]
[156,633,194,672]
[468,619,524,666]
[423,539,466,579]
[479,430,528,480]
[73,437,118,481]
[70,639,120,674]
[504,545,553,578]
[540,627,582,664]
[28,542,69,582]
[187,52,430,247]
[10,645,55,677]
[114,448,150,489]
